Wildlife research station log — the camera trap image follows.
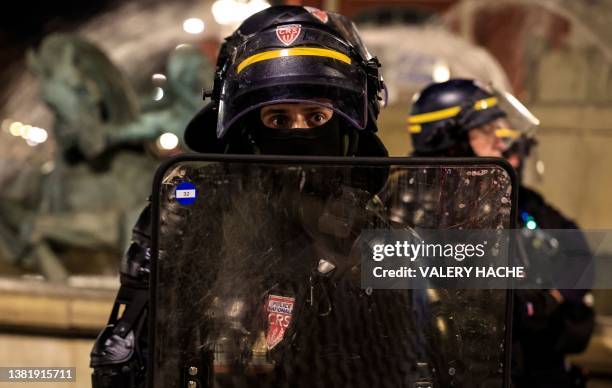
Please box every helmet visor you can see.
[467,85,539,150]
[218,79,367,137]
[496,88,539,134]
[477,84,539,146]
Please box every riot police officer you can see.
[403,78,595,388]
[90,5,387,387]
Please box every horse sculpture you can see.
[0,34,160,281]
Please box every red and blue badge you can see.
[266,294,295,349]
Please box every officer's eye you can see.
[313,113,325,123]
[267,115,290,128]
[308,111,330,127]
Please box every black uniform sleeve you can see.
[553,299,595,354]
[90,204,152,388]
[514,289,594,352]
[515,186,596,365]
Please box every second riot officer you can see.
[400,78,595,388]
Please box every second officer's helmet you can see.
[184,5,387,156]
[407,79,539,156]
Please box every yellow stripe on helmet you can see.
[474,97,498,110]
[407,124,422,133]
[407,106,461,124]
[407,97,499,125]
[237,47,351,74]
[494,128,521,139]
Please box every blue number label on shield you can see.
[175,182,197,205]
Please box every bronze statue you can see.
[0,34,158,281]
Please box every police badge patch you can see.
[266,294,295,349]
[275,24,301,46]
[304,6,329,23]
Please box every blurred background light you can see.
[432,62,451,83]
[183,17,205,34]
[211,0,236,25]
[27,127,48,144]
[153,87,164,101]
[536,160,545,175]
[19,125,32,139]
[9,121,23,137]
[247,0,270,16]
[40,160,55,174]
[158,132,179,150]
[6,121,48,144]
[152,73,167,83]
[212,0,270,26]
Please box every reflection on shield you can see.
[151,156,516,388]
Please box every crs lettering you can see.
[269,311,291,328]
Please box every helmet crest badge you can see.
[275,24,301,46]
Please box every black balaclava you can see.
[245,113,355,156]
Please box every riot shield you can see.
[151,155,517,388]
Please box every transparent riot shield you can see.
[150,155,517,388]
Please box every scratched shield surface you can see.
[151,157,515,388]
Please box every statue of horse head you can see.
[27,34,140,158]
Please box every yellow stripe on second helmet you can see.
[407,106,461,124]
[407,97,500,125]
[474,97,498,110]
[494,128,521,139]
[407,124,422,133]
[237,47,351,74]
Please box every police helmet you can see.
[184,5,387,156]
[408,79,539,156]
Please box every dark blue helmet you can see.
[184,5,387,156]
[408,79,508,156]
